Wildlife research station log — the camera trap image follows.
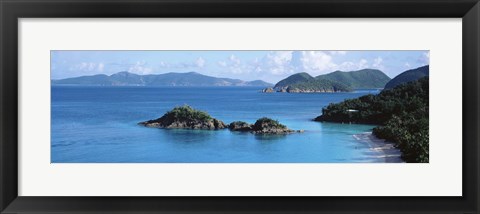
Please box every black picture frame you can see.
[1,0,479,213]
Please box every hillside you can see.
[315,77,429,163]
[285,79,352,93]
[52,72,273,87]
[384,65,429,89]
[316,69,391,89]
[267,69,390,93]
[274,72,314,88]
[271,72,352,93]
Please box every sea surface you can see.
[51,86,382,163]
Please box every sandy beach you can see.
[353,132,404,163]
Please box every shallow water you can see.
[51,86,381,163]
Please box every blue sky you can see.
[51,50,429,83]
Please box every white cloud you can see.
[417,51,430,65]
[265,51,292,65]
[424,52,430,63]
[424,52,430,59]
[329,51,347,55]
[128,61,152,74]
[159,61,168,68]
[195,57,206,68]
[261,51,294,75]
[209,51,391,80]
[274,51,365,75]
[70,62,105,72]
[372,57,384,70]
[157,57,207,70]
[215,51,367,78]
[405,62,411,68]
[229,55,241,65]
[250,58,263,72]
[298,51,336,74]
[337,61,356,70]
[217,61,227,67]
[217,54,245,74]
[227,55,243,74]
[97,63,104,72]
[359,59,368,68]
[335,59,369,71]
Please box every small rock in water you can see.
[261,87,275,93]
[229,117,301,135]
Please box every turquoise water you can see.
[51,86,381,163]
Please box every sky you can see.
[51,50,429,83]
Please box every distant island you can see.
[262,68,391,93]
[315,65,429,163]
[139,105,301,134]
[52,71,273,87]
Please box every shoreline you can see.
[353,132,404,163]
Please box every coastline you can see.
[353,132,404,163]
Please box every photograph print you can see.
[51,50,429,163]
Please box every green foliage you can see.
[229,121,250,127]
[253,117,287,130]
[162,105,212,122]
[316,69,391,89]
[384,65,429,89]
[316,77,429,163]
[317,77,428,124]
[373,110,429,163]
[274,72,314,88]
[140,105,227,130]
[288,79,352,92]
[274,69,391,92]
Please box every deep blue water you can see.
[51,86,382,163]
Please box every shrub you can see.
[253,117,287,130]
[164,105,212,122]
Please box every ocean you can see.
[51,86,383,163]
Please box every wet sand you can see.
[353,132,404,163]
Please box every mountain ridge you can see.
[384,65,429,89]
[265,68,392,93]
[315,68,391,89]
[274,72,314,88]
[52,71,273,87]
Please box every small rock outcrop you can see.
[261,87,275,93]
[140,106,304,134]
[266,86,342,93]
[286,87,336,93]
[251,117,296,134]
[139,105,227,130]
[229,117,303,134]
[229,121,253,131]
